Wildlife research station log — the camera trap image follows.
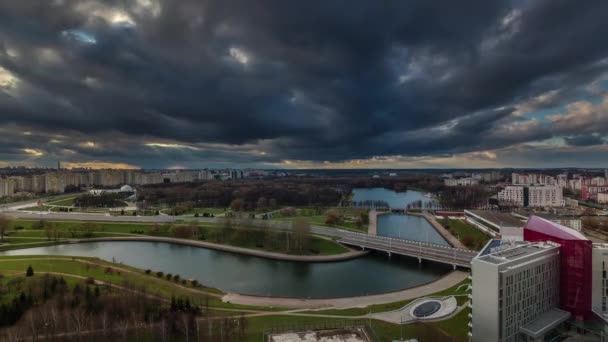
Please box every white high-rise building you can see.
[498,186,564,207]
[471,241,570,342]
[528,186,564,207]
[497,186,524,206]
[592,244,608,319]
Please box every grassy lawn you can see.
[184,207,227,215]
[46,197,76,206]
[0,256,285,312]
[243,311,469,342]
[307,278,471,316]
[4,220,350,256]
[272,207,369,232]
[441,219,491,251]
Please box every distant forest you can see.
[137,175,449,209]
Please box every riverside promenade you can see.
[408,212,467,249]
[71,236,369,262]
[222,270,469,309]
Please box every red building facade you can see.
[524,216,592,320]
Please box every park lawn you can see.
[243,314,468,342]
[46,197,76,206]
[445,219,492,250]
[2,237,49,244]
[184,207,227,215]
[8,219,351,256]
[307,278,471,316]
[0,256,284,312]
[274,214,368,233]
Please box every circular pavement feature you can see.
[412,300,442,318]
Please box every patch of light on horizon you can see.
[145,143,201,150]
[23,148,44,157]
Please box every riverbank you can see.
[408,212,467,249]
[56,236,369,262]
[222,270,468,309]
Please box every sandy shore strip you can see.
[222,270,469,309]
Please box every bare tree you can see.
[0,214,13,242]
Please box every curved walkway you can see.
[69,236,369,262]
[222,270,468,309]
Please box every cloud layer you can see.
[1,0,608,168]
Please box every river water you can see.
[1,241,450,298]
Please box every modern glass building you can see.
[523,215,593,321]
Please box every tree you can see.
[292,219,312,254]
[26,265,34,277]
[256,197,268,211]
[0,214,13,242]
[461,235,475,248]
[324,210,341,225]
[229,199,243,212]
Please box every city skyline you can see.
[1,1,608,169]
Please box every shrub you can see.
[461,235,475,248]
[26,265,34,277]
[165,273,172,280]
[85,277,95,285]
[173,274,180,282]
[145,269,151,275]
[156,271,164,278]
[191,279,199,287]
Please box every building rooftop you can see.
[525,215,588,241]
[519,308,571,338]
[476,241,559,265]
[466,210,525,228]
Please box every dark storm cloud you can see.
[564,135,606,147]
[1,0,608,167]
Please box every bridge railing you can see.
[339,231,476,254]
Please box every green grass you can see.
[307,278,471,316]
[243,312,469,342]
[442,219,491,251]
[46,197,76,206]
[0,256,284,312]
[273,209,369,232]
[6,220,350,256]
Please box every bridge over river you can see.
[337,232,477,269]
[6,210,477,268]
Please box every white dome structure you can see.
[120,185,134,192]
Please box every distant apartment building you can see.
[582,185,608,201]
[598,193,608,204]
[480,171,502,183]
[444,177,480,186]
[0,177,16,197]
[498,186,564,207]
[471,240,567,342]
[511,173,557,186]
[44,173,65,193]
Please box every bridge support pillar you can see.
[387,251,391,258]
[418,257,422,264]
[453,264,456,270]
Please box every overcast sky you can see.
[1,0,608,169]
